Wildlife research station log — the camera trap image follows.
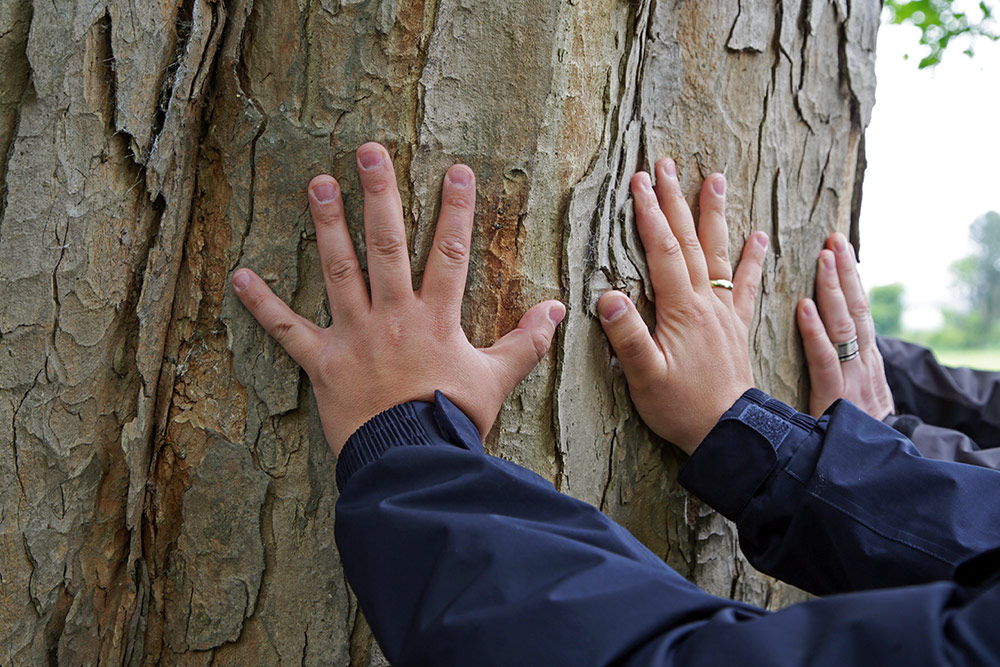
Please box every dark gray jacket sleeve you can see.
[877,336,1000,469]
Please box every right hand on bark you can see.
[598,159,769,455]
[232,142,564,456]
[796,233,895,419]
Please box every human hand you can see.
[796,233,894,419]
[597,160,768,455]
[232,142,565,455]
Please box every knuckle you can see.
[427,314,453,341]
[443,194,474,211]
[672,298,704,324]
[679,234,702,254]
[653,233,684,260]
[848,299,871,320]
[363,176,391,194]
[829,319,855,341]
[324,255,359,286]
[377,314,406,346]
[818,347,840,369]
[248,290,269,312]
[663,182,685,199]
[616,327,647,360]
[368,231,407,258]
[436,237,468,264]
[528,328,550,363]
[712,247,731,268]
[270,319,296,345]
[643,202,664,219]
[701,195,725,215]
[314,209,344,228]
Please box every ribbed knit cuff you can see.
[336,402,435,492]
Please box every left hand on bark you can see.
[796,233,895,419]
[597,159,769,455]
[232,142,565,456]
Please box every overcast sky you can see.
[858,14,1000,329]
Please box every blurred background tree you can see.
[870,283,905,337]
[886,0,999,67]
[908,211,1000,368]
[944,211,1000,344]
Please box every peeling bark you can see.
[0,0,877,663]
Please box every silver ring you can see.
[836,337,860,363]
[709,279,734,290]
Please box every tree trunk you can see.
[0,0,877,663]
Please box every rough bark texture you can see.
[0,0,877,663]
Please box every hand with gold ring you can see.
[796,233,895,419]
[597,159,769,455]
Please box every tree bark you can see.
[0,0,877,664]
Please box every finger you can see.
[631,172,695,305]
[815,250,860,350]
[308,176,369,323]
[797,298,843,416]
[357,142,412,306]
[828,233,877,353]
[653,158,710,290]
[232,268,320,366]
[698,174,733,284]
[484,300,566,391]
[420,165,476,320]
[733,232,769,327]
[597,291,667,387]
[814,249,869,398]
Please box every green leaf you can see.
[887,0,999,69]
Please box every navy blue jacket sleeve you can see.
[335,391,1000,666]
[680,389,1000,595]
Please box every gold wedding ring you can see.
[709,279,734,290]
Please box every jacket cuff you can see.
[335,391,483,492]
[678,388,815,521]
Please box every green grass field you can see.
[928,347,1000,371]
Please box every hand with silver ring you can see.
[597,159,769,454]
[796,233,895,419]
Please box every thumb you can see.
[598,291,666,384]
[484,300,565,391]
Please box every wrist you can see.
[675,382,755,455]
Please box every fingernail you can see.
[822,252,835,270]
[834,234,847,253]
[233,270,250,291]
[313,181,336,204]
[448,167,471,188]
[358,148,383,170]
[712,175,726,196]
[755,232,769,249]
[662,158,677,178]
[599,295,628,322]
[548,304,566,326]
[639,172,653,192]
[801,300,816,318]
